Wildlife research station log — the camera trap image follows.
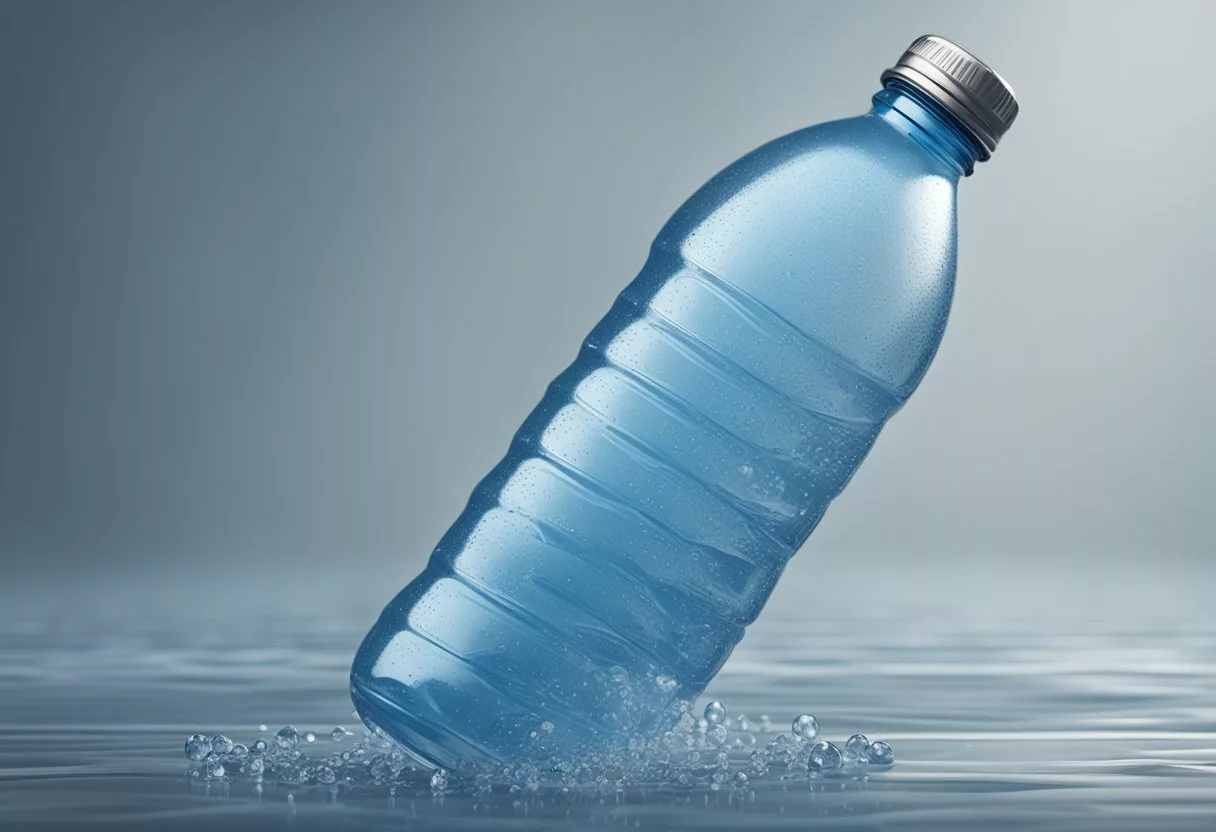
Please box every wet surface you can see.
[2,580,1214,830]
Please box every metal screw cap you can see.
[881,35,1018,160]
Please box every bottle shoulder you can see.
[651,113,960,395]
[659,114,955,244]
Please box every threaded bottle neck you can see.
[871,80,984,177]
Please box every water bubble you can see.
[275,726,299,750]
[867,740,894,766]
[792,714,820,740]
[759,715,773,733]
[258,724,268,732]
[177,693,887,793]
[766,734,792,764]
[185,734,212,761]
[609,666,628,683]
[844,733,870,761]
[655,675,678,692]
[808,740,842,772]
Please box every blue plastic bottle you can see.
[352,35,1018,768]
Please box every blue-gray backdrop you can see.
[2,0,1212,623]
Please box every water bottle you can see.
[352,35,1018,768]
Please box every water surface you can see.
[2,580,1213,830]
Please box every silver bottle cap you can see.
[880,35,1018,161]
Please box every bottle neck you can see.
[871,79,984,178]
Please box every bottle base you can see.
[350,676,493,771]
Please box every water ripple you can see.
[1,595,1213,829]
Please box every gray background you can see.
[2,0,1212,621]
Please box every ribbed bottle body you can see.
[353,105,961,768]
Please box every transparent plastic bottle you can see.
[352,35,1018,768]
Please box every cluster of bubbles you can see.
[184,723,389,791]
[184,700,893,798]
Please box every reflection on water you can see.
[1,585,1214,830]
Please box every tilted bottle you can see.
[352,35,1018,768]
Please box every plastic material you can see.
[352,37,1016,769]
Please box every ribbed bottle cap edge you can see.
[882,35,1018,160]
